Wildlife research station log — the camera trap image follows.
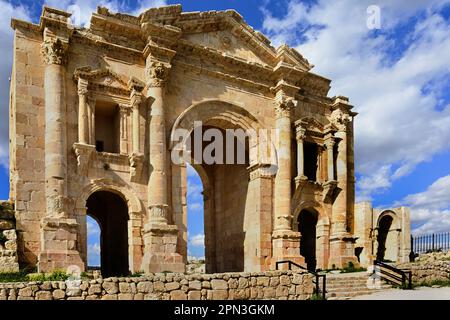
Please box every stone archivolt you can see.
[7,4,409,276]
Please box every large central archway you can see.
[172,99,265,273]
[86,191,129,277]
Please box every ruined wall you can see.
[0,201,19,272]
[0,270,314,300]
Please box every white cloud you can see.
[0,1,32,170]
[88,242,101,266]
[87,220,100,236]
[187,180,203,200]
[397,174,450,234]
[261,0,450,200]
[188,202,202,213]
[189,233,205,247]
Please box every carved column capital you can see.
[41,37,69,65]
[146,60,171,87]
[330,108,351,132]
[294,122,307,141]
[274,97,295,119]
[118,104,131,115]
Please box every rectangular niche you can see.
[95,100,120,154]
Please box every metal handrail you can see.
[275,260,326,300]
[373,260,412,289]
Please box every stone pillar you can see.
[87,96,96,145]
[294,120,307,184]
[141,59,183,273]
[328,97,358,268]
[324,134,335,181]
[118,104,130,154]
[128,79,145,182]
[77,78,89,144]
[38,29,84,272]
[246,164,275,272]
[271,95,304,268]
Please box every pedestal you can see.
[271,230,305,269]
[328,233,359,269]
[38,217,84,272]
[141,222,185,273]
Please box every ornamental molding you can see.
[73,66,133,97]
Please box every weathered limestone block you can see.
[35,291,52,300]
[52,289,65,299]
[137,281,153,293]
[188,290,201,300]
[170,290,187,300]
[211,279,228,290]
[165,281,180,291]
[102,281,118,294]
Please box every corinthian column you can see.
[38,26,84,273]
[294,120,307,184]
[328,96,359,268]
[41,35,70,219]
[77,78,89,144]
[273,97,294,232]
[147,61,170,224]
[271,93,304,268]
[128,79,145,182]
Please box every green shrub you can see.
[309,293,325,300]
[0,270,28,283]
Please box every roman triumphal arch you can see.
[8,4,381,275]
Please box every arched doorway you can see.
[376,215,394,261]
[298,209,318,271]
[185,125,250,273]
[86,191,129,277]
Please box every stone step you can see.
[326,289,383,299]
[326,284,391,293]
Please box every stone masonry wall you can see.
[0,270,314,300]
[0,201,19,272]
[397,252,450,284]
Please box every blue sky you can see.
[1,0,450,265]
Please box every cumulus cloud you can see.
[189,233,205,247]
[397,174,450,234]
[87,220,100,237]
[88,242,101,266]
[260,0,450,200]
[188,202,202,213]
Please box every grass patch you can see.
[0,269,69,283]
[416,278,450,288]
[309,293,325,300]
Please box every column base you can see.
[328,233,359,269]
[141,222,185,273]
[38,217,84,273]
[271,230,305,270]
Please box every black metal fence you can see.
[411,232,450,254]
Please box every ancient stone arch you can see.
[75,178,144,273]
[9,4,371,274]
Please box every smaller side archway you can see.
[75,179,144,275]
[86,191,129,277]
[375,211,400,262]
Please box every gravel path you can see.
[351,286,450,300]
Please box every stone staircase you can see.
[325,272,392,300]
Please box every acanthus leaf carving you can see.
[41,37,68,65]
[330,108,351,132]
[146,61,170,87]
[274,97,295,118]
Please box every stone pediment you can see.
[73,66,130,96]
[74,66,127,88]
